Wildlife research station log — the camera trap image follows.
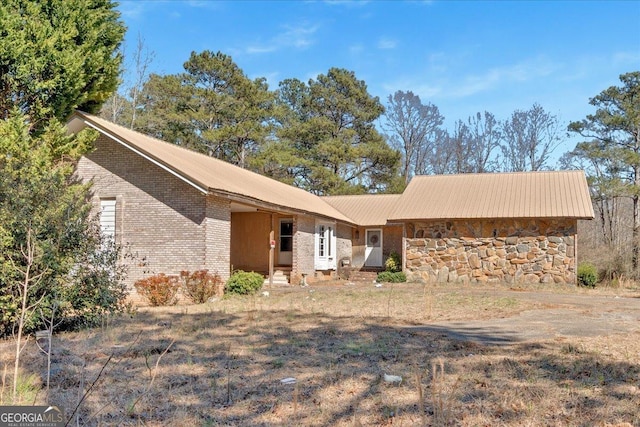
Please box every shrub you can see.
[225,271,264,295]
[384,251,402,273]
[377,271,407,283]
[134,274,180,306]
[180,270,224,303]
[577,263,598,288]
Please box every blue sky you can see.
[116,0,640,162]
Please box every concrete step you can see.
[264,270,290,286]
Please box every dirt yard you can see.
[1,281,639,426]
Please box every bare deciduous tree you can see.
[467,111,501,173]
[10,229,46,401]
[383,90,444,183]
[99,34,155,128]
[501,103,562,171]
[129,34,155,129]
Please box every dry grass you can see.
[1,281,639,426]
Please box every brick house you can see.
[68,111,593,293]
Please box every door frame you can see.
[314,221,337,270]
[278,218,293,266]
[364,228,383,267]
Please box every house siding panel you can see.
[230,211,271,273]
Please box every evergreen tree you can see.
[276,68,401,195]
[136,51,276,168]
[0,0,125,129]
[0,0,127,336]
[568,71,640,273]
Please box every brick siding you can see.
[76,135,231,299]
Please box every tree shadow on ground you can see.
[29,307,640,426]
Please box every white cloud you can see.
[381,79,443,99]
[349,43,364,55]
[377,37,397,50]
[323,0,371,7]
[246,44,278,54]
[245,23,319,55]
[612,51,640,67]
[451,56,558,98]
[118,1,147,19]
[381,55,560,103]
[186,1,224,11]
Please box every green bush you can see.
[376,271,407,283]
[180,270,224,303]
[225,271,264,295]
[384,251,402,273]
[134,274,180,306]
[577,263,598,288]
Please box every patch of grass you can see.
[0,283,638,426]
[1,372,40,405]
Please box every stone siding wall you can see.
[336,223,353,270]
[405,219,578,284]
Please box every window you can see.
[318,225,327,256]
[280,219,293,252]
[100,199,116,243]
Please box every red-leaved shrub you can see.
[134,273,180,306]
[180,270,224,303]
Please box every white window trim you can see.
[99,199,117,244]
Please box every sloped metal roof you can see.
[323,194,403,226]
[68,111,355,224]
[389,171,594,220]
[68,112,594,225]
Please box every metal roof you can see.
[68,112,594,225]
[323,194,403,226]
[389,171,594,220]
[68,111,355,224]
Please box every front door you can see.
[365,229,383,267]
[315,221,337,270]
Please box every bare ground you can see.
[1,281,639,426]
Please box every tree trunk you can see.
[634,195,640,273]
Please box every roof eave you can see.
[389,215,595,222]
[75,113,210,194]
[210,190,356,226]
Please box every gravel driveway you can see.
[414,289,640,345]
